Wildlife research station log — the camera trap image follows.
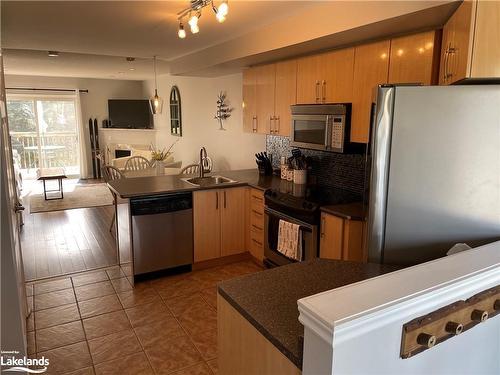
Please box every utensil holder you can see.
[293,169,307,184]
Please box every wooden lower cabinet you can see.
[218,294,301,375]
[247,188,265,262]
[221,187,246,257]
[193,189,221,262]
[319,212,365,262]
[193,187,246,262]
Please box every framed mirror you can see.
[170,85,182,136]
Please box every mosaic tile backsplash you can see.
[266,135,368,196]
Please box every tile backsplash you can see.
[266,135,368,196]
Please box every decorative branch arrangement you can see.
[214,91,233,130]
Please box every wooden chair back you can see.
[179,164,200,175]
[102,165,124,182]
[124,156,150,171]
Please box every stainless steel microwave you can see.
[290,104,351,152]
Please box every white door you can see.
[0,51,28,353]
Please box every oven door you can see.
[264,207,319,267]
[290,114,332,151]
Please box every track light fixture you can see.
[177,0,229,38]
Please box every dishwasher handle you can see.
[130,192,193,216]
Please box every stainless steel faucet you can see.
[199,147,207,178]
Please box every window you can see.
[7,95,80,179]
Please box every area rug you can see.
[29,183,114,213]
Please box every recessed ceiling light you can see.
[129,68,136,71]
[48,51,59,57]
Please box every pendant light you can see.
[150,56,163,114]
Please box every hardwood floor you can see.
[21,206,118,281]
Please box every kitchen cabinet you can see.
[351,40,390,143]
[247,188,265,262]
[440,0,500,84]
[297,48,355,104]
[255,64,276,134]
[388,30,438,85]
[243,61,297,136]
[273,60,297,136]
[242,68,257,133]
[194,187,246,262]
[221,187,246,257]
[320,212,364,262]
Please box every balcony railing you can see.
[10,131,79,173]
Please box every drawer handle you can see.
[252,238,263,246]
[251,224,263,231]
[251,195,263,202]
[252,209,263,216]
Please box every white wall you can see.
[4,75,147,176]
[143,73,265,171]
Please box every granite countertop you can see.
[217,259,399,369]
[321,202,367,220]
[107,169,282,198]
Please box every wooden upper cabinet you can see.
[193,190,221,262]
[297,50,355,104]
[388,31,438,85]
[441,0,500,84]
[255,64,276,134]
[322,47,355,103]
[296,54,322,104]
[242,68,257,133]
[472,1,500,77]
[221,187,246,257]
[351,40,390,143]
[274,59,297,137]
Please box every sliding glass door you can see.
[7,95,80,179]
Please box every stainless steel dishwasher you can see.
[130,192,193,276]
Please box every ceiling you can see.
[1,1,458,80]
[2,0,318,79]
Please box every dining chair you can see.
[124,156,151,171]
[102,165,124,233]
[179,164,200,175]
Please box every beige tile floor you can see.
[26,260,263,375]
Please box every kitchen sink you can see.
[182,175,237,187]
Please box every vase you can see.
[155,161,165,175]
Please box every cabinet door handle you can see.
[320,216,325,238]
[216,191,219,210]
[252,209,263,216]
[252,224,263,231]
[443,49,449,83]
[322,80,326,103]
[224,190,227,209]
[276,116,280,134]
[252,238,263,246]
[253,116,257,133]
[315,81,320,103]
[270,115,274,134]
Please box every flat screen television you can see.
[108,99,153,129]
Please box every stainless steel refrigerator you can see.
[367,84,500,266]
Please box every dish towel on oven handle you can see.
[277,219,303,261]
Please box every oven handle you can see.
[264,207,315,231]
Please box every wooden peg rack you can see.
[401,284,500,358]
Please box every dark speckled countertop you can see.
[107,169,281,198]
[218,259,399,369]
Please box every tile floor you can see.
[26,260,263,375]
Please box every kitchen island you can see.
[217,259,399,374]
